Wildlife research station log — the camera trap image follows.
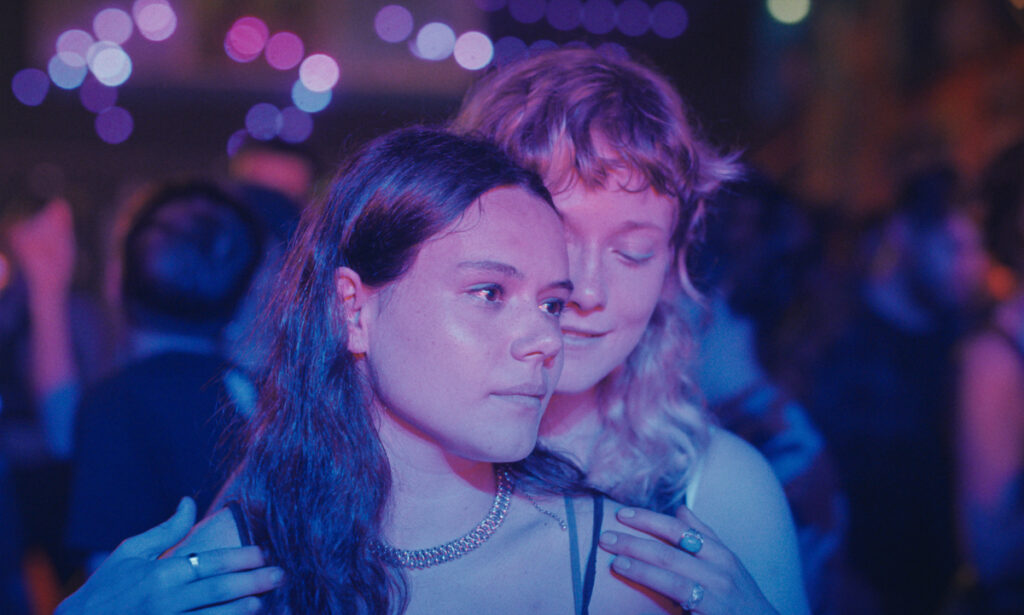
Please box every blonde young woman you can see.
[450,47,809,615]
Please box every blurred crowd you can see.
[1,2,1023,614]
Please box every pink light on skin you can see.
[651,2,688,38]
[93,8,134,45]
[56,29,95,67]
[132,0,177,42]
[95,106,133,144]
[12,69,50,106]
[375,5,414,43]
[453,31,494,70]
[265,31,304,70]
[414,22,456,61]
[298,54,340,92]
[225,16,269,63]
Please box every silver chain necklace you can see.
[373,466,514,569]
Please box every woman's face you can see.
[550,175,678,394]
[360,186,571,463]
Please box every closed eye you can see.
[615,250,655,265]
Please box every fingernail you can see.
[599,531,617,546]
[617,507,636,519]
[612,556,631,571]
[270,567,285,584]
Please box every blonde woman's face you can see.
[550,175,677,394]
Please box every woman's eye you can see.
[616,250,654,265]
[541,298,566,317]
[470,285,502,302]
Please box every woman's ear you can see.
[335,266,374,355]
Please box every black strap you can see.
[226,501,253,546]
[581,495,603,614]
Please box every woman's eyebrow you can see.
[457,260,572,292]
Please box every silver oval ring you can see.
[683,582,705,611]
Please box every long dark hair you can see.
[234,127,588,614]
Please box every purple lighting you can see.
[266,32,304,70]
[651,2,687,38]
[509,0,546,24]
[94,8,134,45]
[581,0,616,35]
[299,54,340,92]
[492,36,527,65]
[225,16,269,63]
[95,106,133,144]
[547,0,583,31]
[454,31,494,70]
[87,41,132,87]
[473,0,507,10]
[617,0,651,36]
[56,29,94,67]
[278,107,313,143]
[375,5,414,43]
[48,54,88,89]
[414,23,456,61]
[12,69,50,106]
[132,0,177,42]
[79,75,118,112]
[246,103,283,140]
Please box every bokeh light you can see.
[79,76,118,112]
[94,8,134,45]
[474,0,507,10]
[278,107,313,143]
[12,69,50,106]
[414,23,456,61]
[454,31,494,70]
[246,103,283,140]
[596,40,628,59]
[375,5,414,43]
[492,36,528,65]
[290,79,332,113]
[651,1,688,38]
[547,0,583,31]
[226,129,248,158]
[617,0,651,36]
[509,0,546,24]
[529,40,559,54]
[56,29,94,67]
[298,54,340,92]
[95,106,133,143]
[132,0,177,42]
[48,54,88,89]
[581,0,616,35]
[87,41,132,87]
[265,31,304,70]
[767,0,811,24]
[225,16,269,63]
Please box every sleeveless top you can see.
[226,493,607,614]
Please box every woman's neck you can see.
[540,386,604,471]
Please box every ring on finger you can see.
[186,552,201,579]
[683,582,705,611]
[678,528,704,554]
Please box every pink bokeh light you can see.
[225,16,269,63]
[265,31,304,70]
[95,106,133,144]
[12,69,50,106]
[375,5,414,43]
[94,8,134,45]
[453,31,494,70]
[132,0,177,42]
[299,54,340,92]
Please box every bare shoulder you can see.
[163,507,243,558]
[587,497,680,615]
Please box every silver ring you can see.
[186,552,200,578]
[678,528,704,554]
[683,582,705,611]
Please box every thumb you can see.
[114,497,197,560]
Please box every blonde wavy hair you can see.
[451,46,741,512]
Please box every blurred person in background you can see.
[687,173,866,615]
[954,139,1024,615]
[65,181,263,573]
[800,166,988,615]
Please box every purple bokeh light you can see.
[492,36,528,66]
[225,16,269,63]
[299,54,340,92]
[226,129,248,158]
[617,0,651,36]
[547,0,583,31]
[581,0,617,35]
[265,32,304,70]
[133,0,177,42]
[56,29,94,67]
[87,41,132,87]
[95,106,133,144]
[278,106,313,143]
[94,8,134,45]
[454,31,494,70]
[79,75,118,112]
[12,69,50,106]
[246,103,283,140]
[509,0,546,24]
[651,1,687,38]
[414,23,456,61]
[473,0,507,10]
[375,5,414,43]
